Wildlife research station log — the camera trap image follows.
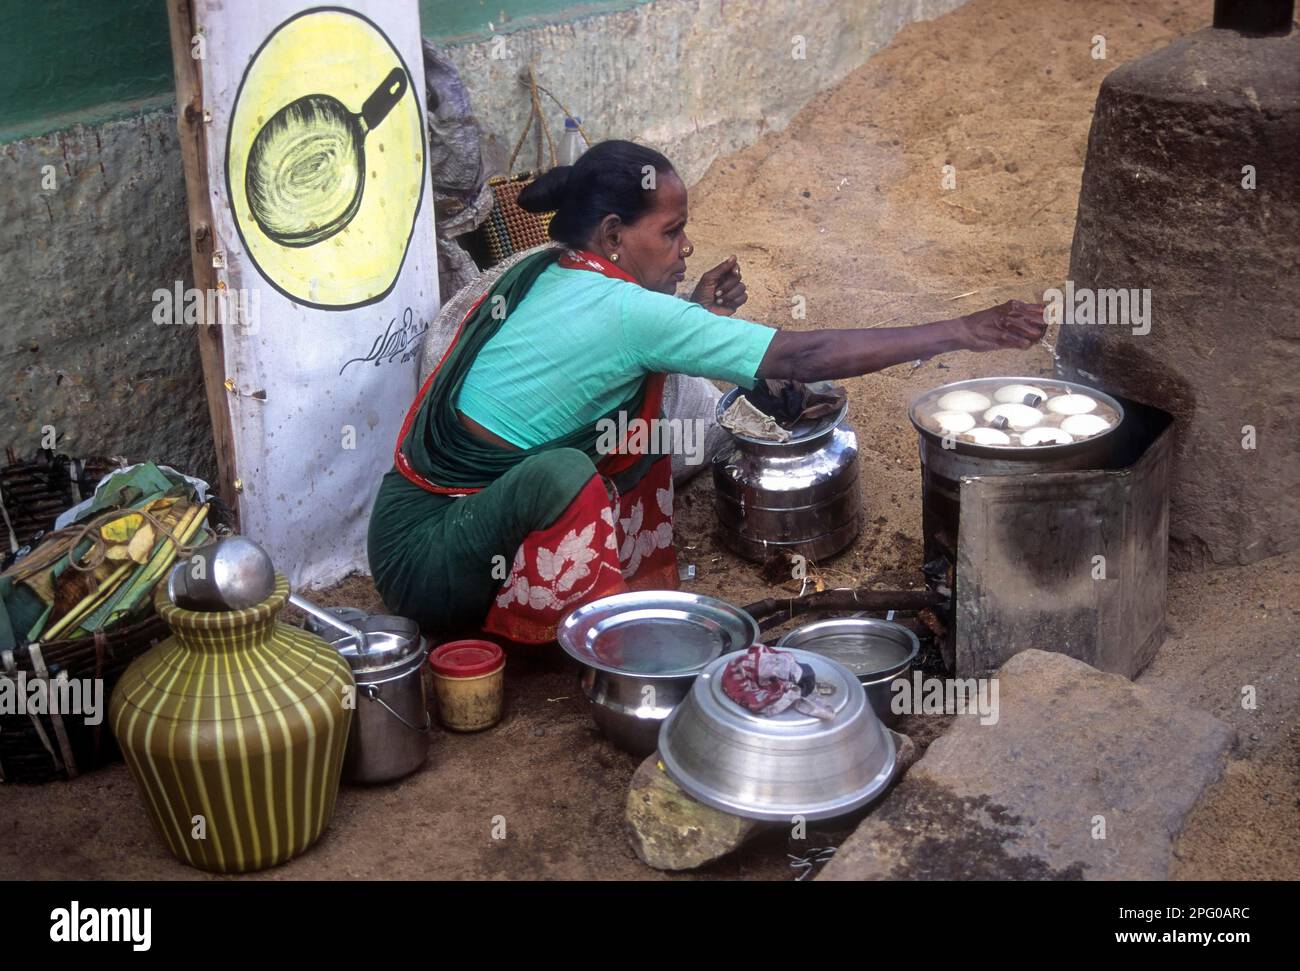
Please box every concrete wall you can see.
[0,0,965,484]
[0,109,217,479]
[447,0,967,187]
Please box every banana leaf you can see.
[72,517,184,635]
[25,603,53,643]
[81,511,210,634]
[41,562,133,641]
[69,462,174,524]
[0,575,48,647]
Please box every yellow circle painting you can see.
[226,7,426,309]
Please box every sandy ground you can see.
[4,0,1295,880]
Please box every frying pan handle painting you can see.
[360,67,407,133]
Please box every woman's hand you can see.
[691,256,748,316]
[952,300,1047,351]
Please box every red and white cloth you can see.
[721,645,834,720]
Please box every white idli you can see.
[1020,427,1074,446]
[932,410,976,434]
[1045,393,1098,416]
[963,427,1012,446]
[1061,413,1111,438]
[937,389,992,413]
[993,383,1047,404]
[982,403,1044,430]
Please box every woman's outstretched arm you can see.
[755,300,1047,381]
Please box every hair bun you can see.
[517,164,572,212]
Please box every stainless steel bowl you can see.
[167,535,276,610]
[778,618,919,727]
[558,591,760,756]
[658,647,896,821]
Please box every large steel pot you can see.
[659,647,896,821]
[712,387,861,562]
[558,591,759,756]
[324,615,431,784]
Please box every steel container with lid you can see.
[324,615,430,784]
[558,591,759,756]
[778,618,919,727]
[658,647,896,821]
[909,376,1127,669]
[712,387,861,562]
[302,605,368,636]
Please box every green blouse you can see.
[456,262,777,448]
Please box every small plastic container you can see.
[428,640,505,732]
[558,116,587,165]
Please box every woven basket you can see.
[0,611,170,784]
[475,173,555,266]
[465,66,593,269]
[0,454,120,551]
[1,454,231,784]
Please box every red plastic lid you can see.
[429,640,505,678]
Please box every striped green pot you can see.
[110,575,354,873]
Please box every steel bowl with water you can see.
[778,618,919,727]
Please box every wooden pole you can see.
[164,0,240,526]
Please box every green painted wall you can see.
[417,0,646,42]
[0,1,174,140]
[0,0,649,140]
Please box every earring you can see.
[610,252,619,262]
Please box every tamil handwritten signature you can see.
[340,307,429,375]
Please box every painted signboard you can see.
[189,0,438,587]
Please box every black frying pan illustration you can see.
[245,67,408,248]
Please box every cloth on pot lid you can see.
[745,380,847,427]
[721,645,834,720]
[719,395,791,442]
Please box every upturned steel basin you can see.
[778,618,919,727]
[558,592,760,756]
[658,647,896,821]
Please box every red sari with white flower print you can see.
[484,455,677,642]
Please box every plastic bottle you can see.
[559,117,588,166]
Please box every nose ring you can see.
[681,244,694,257]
